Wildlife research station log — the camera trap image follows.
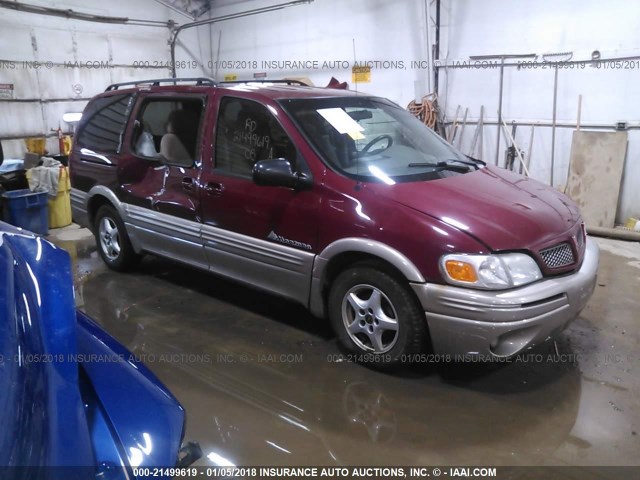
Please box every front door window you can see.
[214,97,296,176]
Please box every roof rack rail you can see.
[219,79,310,86]
[105,77,217,91]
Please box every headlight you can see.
[440,253,542,290]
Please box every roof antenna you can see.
[352,38,358,96]
[352,38,362,191]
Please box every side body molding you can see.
[70,187,89,227]
[309,238,425,318]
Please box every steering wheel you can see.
[361,134,393,156]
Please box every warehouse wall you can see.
[0,0,208,158]
[3,0,636,222]
[440,0,640,224]
[200,0,431,104]
[199,0,639,224]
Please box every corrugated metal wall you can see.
[0,0,208,158]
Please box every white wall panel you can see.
[195,0,639,222]
[0,0,185,157]
[0,68,40,99]
[195,0,428,106]
[0,103,45,137]
[73,32,112,62]
[0,25,35,61]
[43,101,88,130]
[441,0,640,222]
[33,29,75,64]
[109,34,171,65]
[2,0,637,223]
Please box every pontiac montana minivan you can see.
[70,78,599,367]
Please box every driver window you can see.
[215,97,296,177]
[132,98,204,167]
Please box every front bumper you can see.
[411,237,599,358]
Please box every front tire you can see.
[94,205,140,272]
[328,265,427,367]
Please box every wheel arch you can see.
[309,238,425,319]
[86,187,142,254]
[86,186,126,230]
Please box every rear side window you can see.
[76,94,134,153]
[131,97,204,167]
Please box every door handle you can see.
[204,182,224,197]
[182,177,195,192]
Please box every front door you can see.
[199,95,320,305]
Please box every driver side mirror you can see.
[253,158,312,190]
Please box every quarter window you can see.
[214,97,296,177]
[76,94,134,153]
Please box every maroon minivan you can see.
[70,78,599,367]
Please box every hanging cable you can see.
[407,93,438,129]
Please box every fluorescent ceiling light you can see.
[62,112,82,123]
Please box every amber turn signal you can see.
[444,260,478,283]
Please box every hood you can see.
[379,166,581,251]
[0,223,95,469]
[0,222,185,474]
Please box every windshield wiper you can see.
[447,158,483,167]
[407,160,473,172]
[465,155,486,166]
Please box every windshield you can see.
[280,97,482,184]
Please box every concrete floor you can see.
[49,226,640,467]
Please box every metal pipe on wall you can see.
[435,53,640,70]
[469,53,536,166]
[0,131,73,141]
[496,57,505,165]
[550,65,559,186]
[423,0,432,93]
[433,0,441,96]
[152,0,196,20]
[169,0,314,78]
[588,226,640,242]
[442,119,640,130]
[0,0,173,27]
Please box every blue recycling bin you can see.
[1,189,49,235]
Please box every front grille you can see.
[540,242,575,269]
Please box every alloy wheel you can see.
[99,217,121,261]
[341,284,399,353]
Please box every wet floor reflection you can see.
[59,237,639,467]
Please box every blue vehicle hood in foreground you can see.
[0,222,185,478]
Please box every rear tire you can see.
[94,205,140,272]
[328,264,427,368]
